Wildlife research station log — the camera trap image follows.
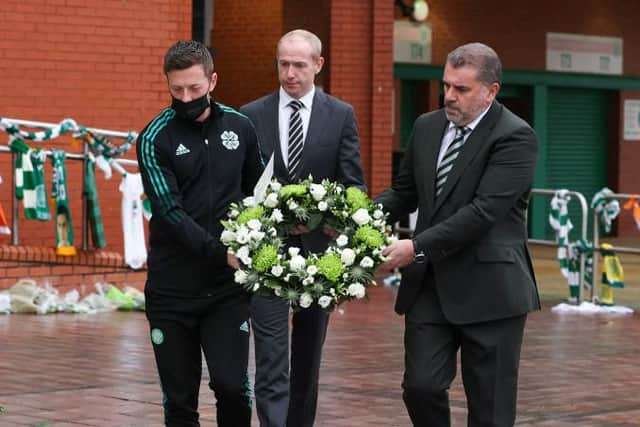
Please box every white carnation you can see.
[309,183,327,201]
[336,234,349,247]
[318,295,332,308]
[341,248,356,266]
[359,256,374,268]
[289,255,306,271]
[318,201,328,211]
[242,196,256,207]
[270,209,284,223]
[299,292,313,308]
[351,208,371,225]
[347,283,366,299]
[220,230,236,245]
[288,247,301,257]
[271,265,284,277]
[234,270,248,284]
[264,192,279,208]
[247,219,262,230]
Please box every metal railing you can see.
[591,192,640,300]
[1,118,138,250]
[529,188,589,302]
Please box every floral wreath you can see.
[221,178,394,311]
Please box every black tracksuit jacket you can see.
[137,102,263,298]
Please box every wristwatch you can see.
[412,239,426,264]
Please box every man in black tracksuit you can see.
[137,40,263,427]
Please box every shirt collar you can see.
[446,103,492,134]
[279,86,316,111]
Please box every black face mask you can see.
[171,93,210,121]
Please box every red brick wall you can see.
[0,0,191,290]
[210,0,283,108]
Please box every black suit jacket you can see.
[240,89,366,254]
[377,101,540,324]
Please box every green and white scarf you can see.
[50,149,75,251]
[591,187,620,234]
[10,137,50,221]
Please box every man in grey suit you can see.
[240,29,365,427]
[376,43,539,427]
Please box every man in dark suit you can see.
[376,43,539,427]
[240,29,365,427]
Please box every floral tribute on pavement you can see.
[221,178,394,311]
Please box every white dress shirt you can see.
[437,104,491,167]
[278,86,315,167]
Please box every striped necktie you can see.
[287,99,304,181]
[435,126,470,197]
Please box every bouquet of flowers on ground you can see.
[220,177,394,311]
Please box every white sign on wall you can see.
[393,21,431,64]
[623,100,640,141]
[546,32,623,75]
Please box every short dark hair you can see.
[163,40,214,76]
[446,43,502,86]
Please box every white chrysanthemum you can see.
[318,201,328,211]
[336,234,349,247]
[270,209,284,223]
[264,192,279,208]
[306,265,318,276]
[289,255,306,271]
[351,208,371,225]
[318,295,332,308]
[271,265,284,277]
[288,247,301,257]
[243,196,256,207]
[270,181,282,191]
[299,292,313,308]
[347,283,366,299]
[247,219,262,230]
[220,230,236,245]
[309,183,327,201]
[373,209,384,219]
[341,248,356,266]
[234,270,248,284]
[359,256,374,268]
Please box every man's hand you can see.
[378,239,415,273]
[227,253,240,269]
[290,224,310,235]
[323,227,338,238]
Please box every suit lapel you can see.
[433,102,503,213]
[263,93,288,182]
[297,90,328,181]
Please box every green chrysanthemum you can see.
[354,225,384,248]
[317,253,345,282]
[237,206,265,224]
[345,187,370,211]
[279,184,308,199]
[253,244,278,273]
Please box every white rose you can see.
[318,201,328,211]
[289,255,306,271]
[336,235,349,247]
[299,292,313,308]
[236,246,252,265]
[318,295,332,308]
[236,227,250,244]
[306,265,318,276]
[359,256,374,268]
[341,248,356,266]
[373,209,384,219]
[288,247,301,257]
[270,181,282,191]
[351,208,371,226]
[271,265,284,277]
[247,219,262,230]
[220,230,236,245]
[309,183,327,201]
[249,230,265,242]
[270,209,284,223]
[242,196,256,207]
[347,283,366,299]
[264,192,279,208]
[234,270,248,284]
